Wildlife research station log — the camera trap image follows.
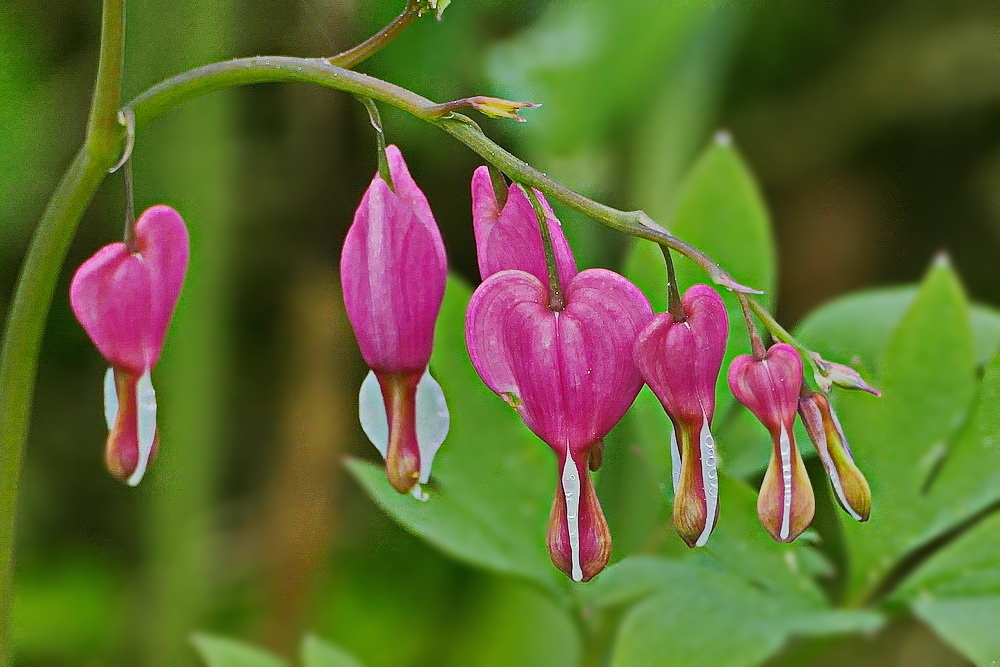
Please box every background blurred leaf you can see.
[192,634,287,667]
[608,559,882,667]
[796,286,1000,372]
[301,635,363,667]
[667,136,777,418]
[833,258,977,600]
[348,276,558,590]
[891,513,1000,666]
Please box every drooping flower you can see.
[467,269,651,581]
[470,166,576,286]
[633,284,728,547]
[799,391,871,522]
[341,145,449,499]
[728,343,815,542]
[70,204,189,486]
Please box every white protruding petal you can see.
[414,369,449,484]
[562,451,583,582]
[669,428,681,494]
[103,367,118,431]
[778,425,793,540]
[410,484,429,502]
[127,368,157,487]
[358,370,388,460]
[695,414,719,547]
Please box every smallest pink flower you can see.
[70,204,189,486]
[728,343,815,542]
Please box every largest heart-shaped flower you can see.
[466,268,652,581]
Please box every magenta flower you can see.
[69,204,189,486]
[728,343,815,542]
[633,284,728,547]
[341,145,449,499]
[799,391,871,522]
[467,260,651,580]
[470,166,576,285]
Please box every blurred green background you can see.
[2,0,1000,665]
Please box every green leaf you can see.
[838,258,977,599]
[348,276,558,591]
[609,560,882,667]
[301,635,362,667]
[892,513,1000,665]
[668,136,777,419]
[923,349,1000,554]
[796,285,1000,371]
[191,635,287,667]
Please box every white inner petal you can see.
[779,425,793,540]
[127,368,157,487]
[357,368,450,487]
[358,370,389,460]
[669,428,681,495]
[695,414,719,547]
[562,450,583,582]
[103,367,118,431]
[414,369,449,484]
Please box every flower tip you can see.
[815,360,881,397]
[547,450,612,582]
[470,97,541,122]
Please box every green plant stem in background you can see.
[0,0,126,659]
[326,0,422,68]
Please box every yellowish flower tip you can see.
[469,96,542,122]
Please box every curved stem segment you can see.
[125,57,758,293]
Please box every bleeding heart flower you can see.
[633,284,728,547]
[470,166,576,286]
[728,343,815,542]
[466,268,652,581]
[70,204,189,486]
[799,391,872,522]
[341,145,449,499]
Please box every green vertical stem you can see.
[738,294,767,359]
[357,97,394,191]
[0,0,124,661]
[126,0,236,663]
[523,185,565,310]
[660,246,685,323]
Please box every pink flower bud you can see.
[69,204,189,485]
[728,344,815,542]
[470,166,576,286]
[633,285,728,547]
[799,391,871,522]
[466,268,652,580]
[341,145,449,497]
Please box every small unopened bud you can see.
[468,96,541,122]
[799,392,871,522]
[813,357,881,397]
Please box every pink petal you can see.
[465,268,651,454]
[134,205,189,367]
[470,166,576,286]
[341,174,447,373]
[70,245,154,372]
[727,343,803,436]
